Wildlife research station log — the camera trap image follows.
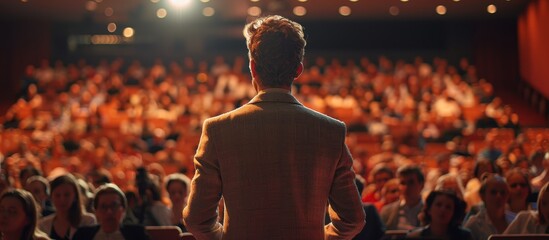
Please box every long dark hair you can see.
[0,189,46,240]
[50,174,84,228]
[423,190,467,230]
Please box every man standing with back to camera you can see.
[183,15,365,239]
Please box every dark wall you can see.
[0,18,51,104]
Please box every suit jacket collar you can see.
[248,88,302,106]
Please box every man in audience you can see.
[380,164,425,230]
[183,15,365,239]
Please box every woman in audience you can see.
[0,189,50,240]
[464,159,501,210]
[72,183,150,240]
[504,181,549,234]
[38,174,96,240]
[505,168,534,220]
[165,173,191,231]
[135,168,171,226]
[464,174,512,240]
[373,178,400,212]
[25,176,55,217]
[362,164,394,203]
[407,190,472,240]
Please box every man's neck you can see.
[403,196,421,207]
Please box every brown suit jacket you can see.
[183,89,365,240]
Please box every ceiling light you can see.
[389,6,399,16]
[156,8,167,18]
[169,0,192,8]
[21,0,28,2]
[85,1,98,11]
[123,27,134,38]
[339,6,351,16]
[250,0,260,2]
[107,23,116,33]
[203,7,215,17]
[298,0,307,2]
[453,0,460,2]
[293,6,306,16]
[200,0,210,2]
[104,7,114,17]
[401,0,409,2]
[150,0,160,3]
[436,5,447,15]
[350,0,359,2]
[248,6,261,16]
[487,4,497,14]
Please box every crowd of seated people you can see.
[1,55,548,239]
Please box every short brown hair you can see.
[243,15,306,88]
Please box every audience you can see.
[0,189,50,240]
[0,55,547,239]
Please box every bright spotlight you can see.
[123,27,134,38]
[169,0,192,8]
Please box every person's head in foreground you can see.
[243,15,306,90]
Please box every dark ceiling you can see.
[0,0,532,23]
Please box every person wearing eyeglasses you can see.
[464,173,512,240]
[73,183,150,240]
[504,181,549,234]
[505,168,534,221]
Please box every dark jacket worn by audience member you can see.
[72,225,150,240]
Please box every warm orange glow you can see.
[487,4,497,14]
[436,5,447,15]
[123,27,134,38]
[293,6,306,16]
[339,6,351,16]
[104,7,114,17]
[157,8,167,18]
[203,7,215,17]
[107,23,116,33]
[389,6,399,16]
[86,1,97,11]
[248,6,261,16]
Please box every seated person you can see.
[0,189,50,240]
[380,165,425,230]
[73,183,150,240]
[407,190,473,240]
[504,181,549,234]
[464,173,511,240]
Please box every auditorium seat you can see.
[145,226,182,240]
[488,234,549,240]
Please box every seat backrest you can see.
[488,234,549,240]
[180,232,196,240]
[145,226,182,240]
